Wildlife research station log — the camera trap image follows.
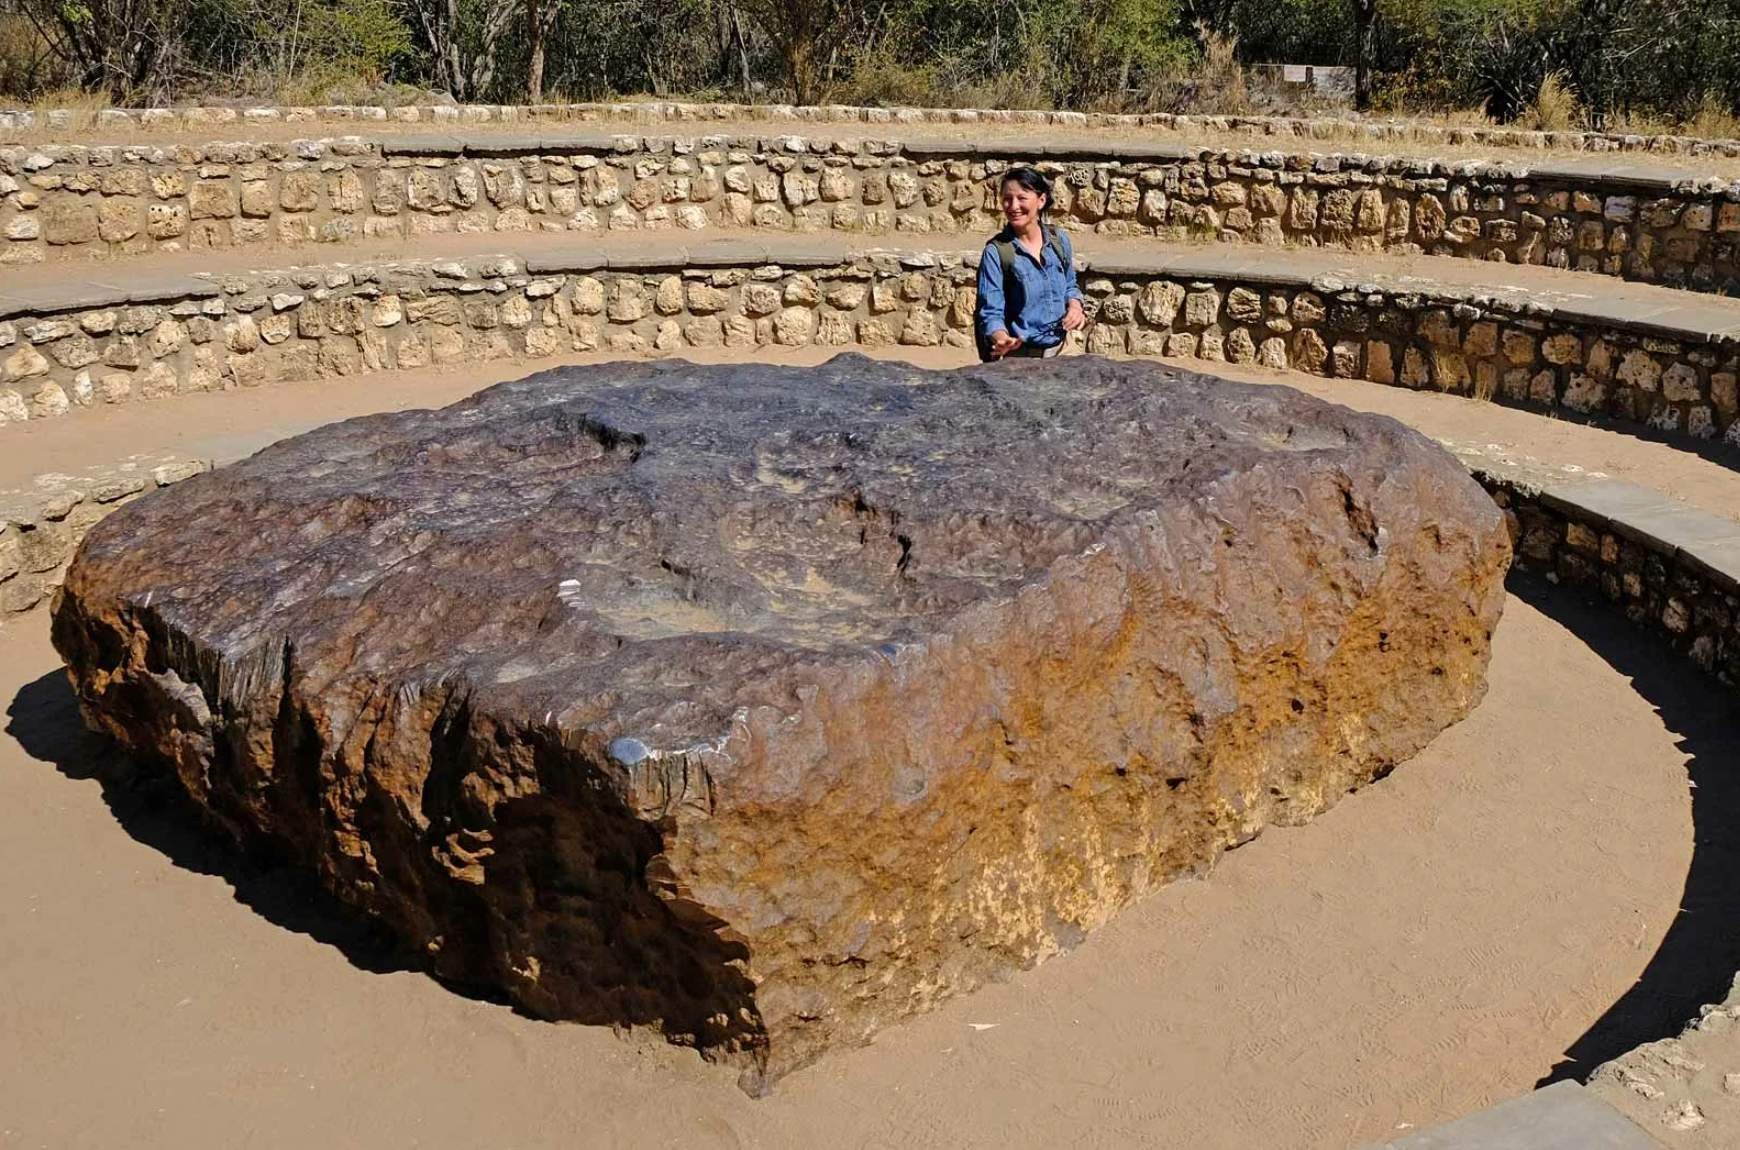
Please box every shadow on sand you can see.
[1512,572,1740,1085]
[4,665,416,980]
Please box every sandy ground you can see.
[2,349,1734,1148]
[11,345,1740,525]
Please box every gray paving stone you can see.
[0,273,214,318]
[1522,158,1685,192]
[1104,141,1201,162]
[601,245,691,271]
[1676,534,1740,596]
[1371,1082,1664,1149]
[1093,246,1316,288]
[1537,476,1674,533]
[459,133,550,156]
[680,239,769,267]
[1540,477,1740,578]
[534,131,624,154]
[1549,298,1688,339]
[89,273,222,306]
[372,133,464,157]
[900,138,989,159]
[519,245,607,274]
[759,235,851,267]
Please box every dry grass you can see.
[1518,73,1581,132]
[1605,94,1740,141]
[0,12,65,99]
[28,85,109,112]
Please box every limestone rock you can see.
[55,356,1509,1094]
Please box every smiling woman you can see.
[974,166,1088,362]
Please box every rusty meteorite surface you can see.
[54,354,1511,1092]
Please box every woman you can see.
[975,166,1087,360]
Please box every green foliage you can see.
[823,0,1193,110]
[6,0,1740,130]
[1,0,414,101]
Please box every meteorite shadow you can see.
[5,670,414,979]
[1509,573,1740,1086]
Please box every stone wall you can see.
[5,135,1740,289]
[1472,461,1740,689]
[4,246,1738,453]
[6,98,1740,160]
[1,453,207,618]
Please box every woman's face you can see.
[1001,181,1046,230]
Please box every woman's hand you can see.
[1062,298,1086,332]
[989,329,1024,358]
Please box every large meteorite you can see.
[54,355,1510,1091]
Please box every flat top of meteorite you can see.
[66,353,1453,755]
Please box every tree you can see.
[525,0,560,101]
[739,0,855,102]
[405,0,520,100]
[1351,0,1376,109]
[19,0,183,100]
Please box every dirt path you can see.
[1,350,1731,1148]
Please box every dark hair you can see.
[998,166,1051,214]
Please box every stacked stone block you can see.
[7,136,1740,289]
[1,454,206,617]
[6,249,1740,459]
[7,99,1740,161]
[1480,470,1740,689]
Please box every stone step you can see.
[4,127,1737,293]
[6,98,1740,168]
[11,229,1740,343]
[1370,1081,1664,1149]
[3,233,1738,460]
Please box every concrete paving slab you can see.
[0,274,218,318]
[1097,246,1318,288]
[1639,504,1740,556]
[88,272,222,306]
[1105,141,1201,162]
[681,239,770,268]
[600,245,690,271]
[760,235,852,267]
[1538,476,1672,532]
[533,131,626,153]
[459,133,550,156]
[1522,158,1687,192]
[1543,476,1740,563]
[373,133,464,157]
[900,138,990,159]
[1372,1082,1664,1149]
[1676,534,1740,595]
[520,245,608,274]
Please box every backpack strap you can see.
[1047,225,1069,270]
[996,238,1015,280]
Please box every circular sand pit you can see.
[0,582,1708,1147]
[2,353,1728,1147]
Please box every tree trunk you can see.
[1352,0,1377,111]
[527,0,545,102]
[732,7,752,98]
[787,23,816,103]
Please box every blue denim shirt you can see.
[975,226,1083,349]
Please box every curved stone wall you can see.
[5,242,1739,452]
[4,135,1740,289]
[5,98,1740,159]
